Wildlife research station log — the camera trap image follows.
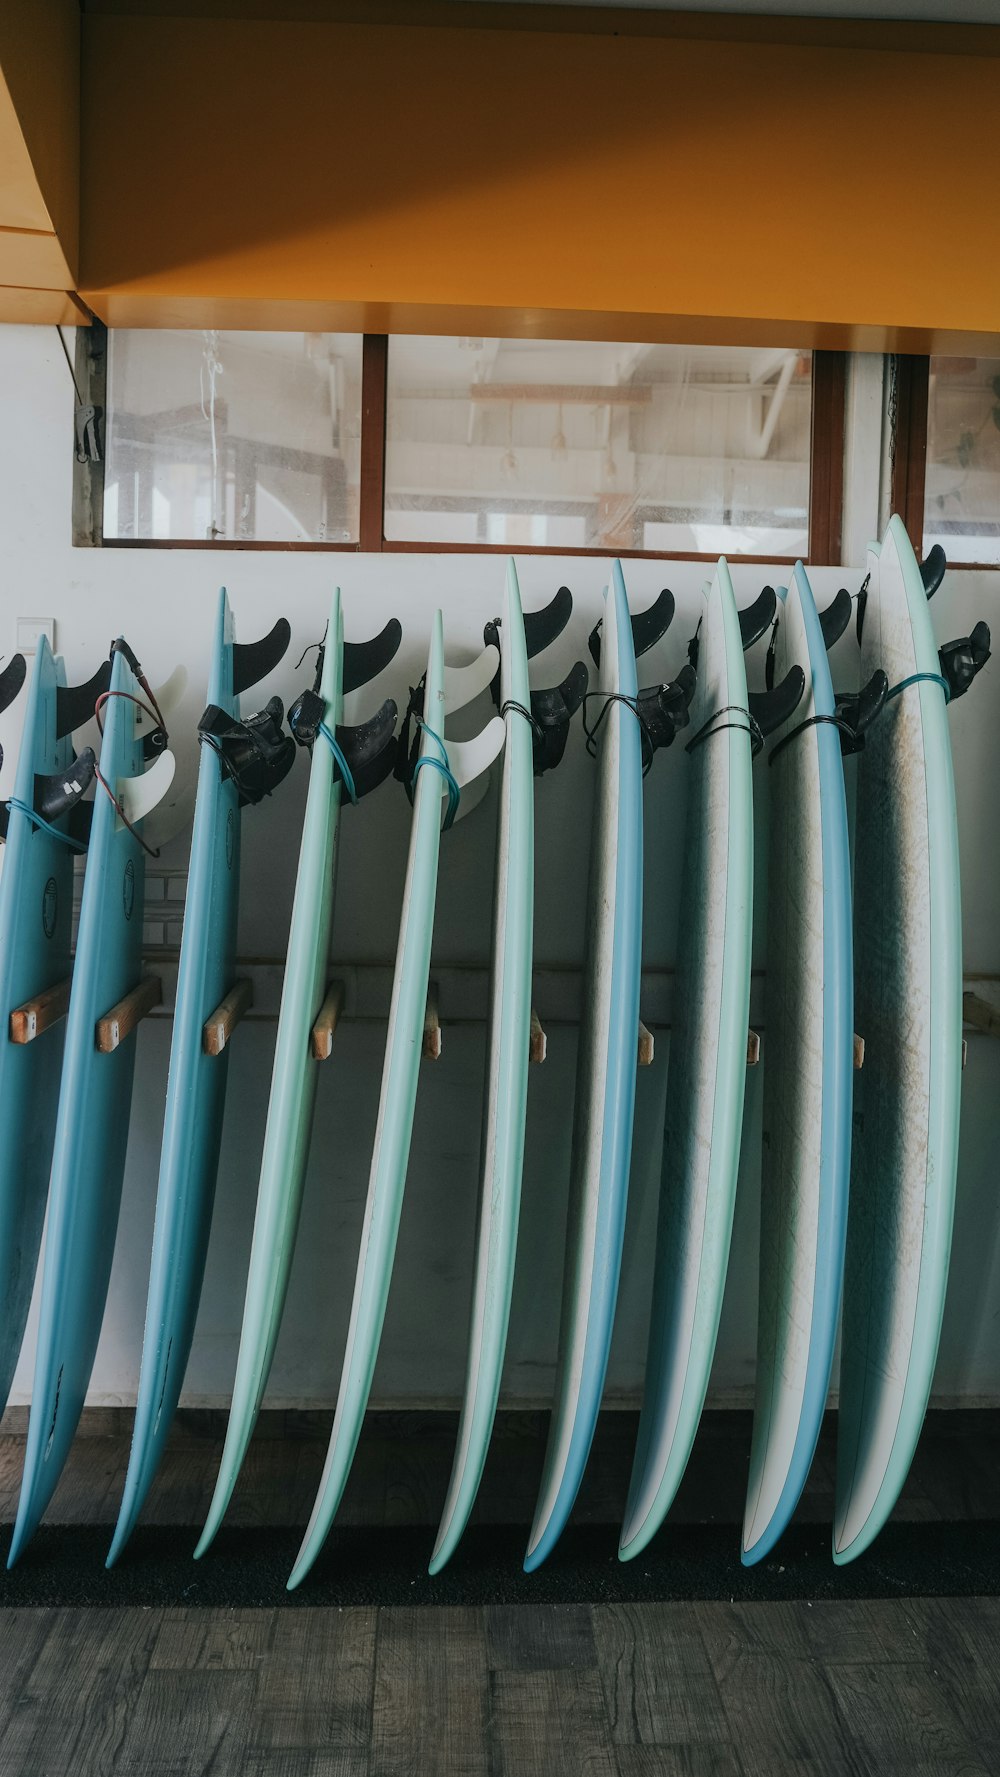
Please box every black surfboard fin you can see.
[749,666,806,739]
[55,659,112,738]
[231,617,292,697]
[589,588,675,668]
[0,654,27,718]
[920,544,947,599]
[34,747,97,824]
[65,799,94,849]
[524,585,573,661]
[343,618,403,695]
[939,620,991,701]
[529,659,589,776]
[636,661,697,759]
[819,587,852,651]
[334,697,399,799]
[739,587,776,651]
[833,668,889,756]
[198,696,296,808]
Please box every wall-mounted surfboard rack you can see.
[638,1022,654,1067]
[203,978,254,1057]
[530,1009,546,1064]
[8,975,73,1045]
[96,974,162,1053]
[854,1034,866,1069]
[747,1030,761,1066]
[311,980,346,1061]
[963,990,1000,1039]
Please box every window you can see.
[924,356,1000,567]
[80,326,841,560]
[384,337,814,557]
[104,330,363,543]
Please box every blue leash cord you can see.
[886,671,951,705]
[318,723,358,806]
[411,723,460,830]
[4,798,87,852]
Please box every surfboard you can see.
[429,561,586,1576]
[0,643,111,1420]
[619,559,800,1565]
[194,591,401,1562]
[285,609,504,1590]
[834,515,988,1565]
[525,559,687,1575]
[106,593,293,1567]
[742,563,855,1565]
[7,642,176,1566]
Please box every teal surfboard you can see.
[430,562,586,1575]
[8,643,177,1566]
[834,517,988,1564]
[743,564,856,1565]
[526,561,687,1574]
[286,610,504,1590]
[0,643,110,1418]
[620,561,797,1564]
[107,594,293,1566]
[195,591,400,1561]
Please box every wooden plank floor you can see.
[0,1595,998,1775]
[0,1411,997,1774]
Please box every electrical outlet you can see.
[16,618,55,654]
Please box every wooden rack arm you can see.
[963,990,1000,1039]
[9,974,73,1045]
[529,1008,547,1064]
[96,974,162,1053]
[203,977,254,1057]
[423,984,441,1061]
[311,980,346,1061]
[637,1021,654,1067]
[747,1030,761,1067]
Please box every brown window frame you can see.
[901,352,1000,572]
[88,331,846,564]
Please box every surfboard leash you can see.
[395,678,461,830]
[317,723,358,805]
[685,704,765,761]
[582,690,656,776]
[2,798,88,852]
[92,680,170,860]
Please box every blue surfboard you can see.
[525,562,680,1572]
[107,594,292,1566]
[743,564,854,1565]
[0,641,109,1421]
[8,643,177,1566]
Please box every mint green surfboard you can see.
[286,610,504,1590]
[834,517,987,1563]
[430,561,585,1575]
[195,590,400,1560]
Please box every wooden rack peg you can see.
[310,980,346,1061]
[853,1033,865,1070]
[529,1008,547,1064]
[422,983,441,1061]
[203,978,254,1057]
[963,990,1000,1039]
[637,1022,654,1067]
[95,974,162,1054]
[747,1030,761,1067]
[9,974,73,1045]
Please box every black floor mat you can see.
[1,1519,998,1607]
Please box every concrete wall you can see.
[1,324,999,1411]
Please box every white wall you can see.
[1,324,998,1410]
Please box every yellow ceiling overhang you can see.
[5,4,1000,348]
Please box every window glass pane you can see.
[104,330,362,542]
[924,357,1000,566]
[385,337,812,555]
